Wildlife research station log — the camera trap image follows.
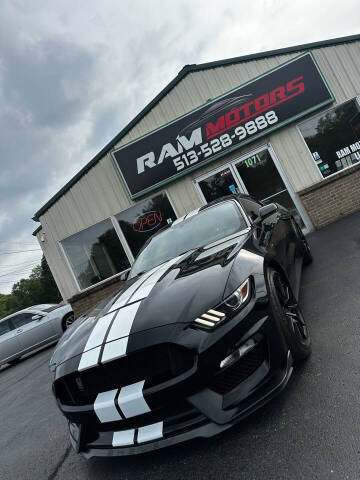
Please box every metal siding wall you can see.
[37,41,360,300]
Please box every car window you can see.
[240,198,262,221]
[11,313,36,329]
[0,320,11,337]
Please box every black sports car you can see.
[50,195,312,458]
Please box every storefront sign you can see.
[112,52,334,198]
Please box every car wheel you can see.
[267,268,311,363]
[62,313,75,331]
[294,221,312,265]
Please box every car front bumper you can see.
[64,302,293,458]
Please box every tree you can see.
[40,256,62,304]
[0,256,62,319]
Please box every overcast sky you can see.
[0,0,358,294]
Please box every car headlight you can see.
[193,278,251,329]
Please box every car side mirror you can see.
[120,268,130,281]
[32,314,43,321]
[255,203,278,224]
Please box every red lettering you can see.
[286,76,305,95]
[225,109,240,128]
[237,101,252,119]
[139,217,147,230]
[149,216,156,228]
[132,211,163,232]
[205,117,225,137]
[205,77,305,140]
[269,86,286,104]
[154,211,162,223]
[254,94,270,111]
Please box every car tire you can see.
[294,221,312,265]
[267,268,311,363]
[62,313,75,332]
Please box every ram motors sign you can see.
[112,52,334,198]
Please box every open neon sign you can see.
[132,211,163,233]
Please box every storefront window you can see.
[61,219,130,290]
[298,98,360,178]
[115,192,177,257]
[197,167,241,203]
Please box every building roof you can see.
[32,33,360,222]
[32,225,42,237]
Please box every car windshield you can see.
[129,201,247,278]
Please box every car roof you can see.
[0,305,51,323]
[31,304,57,310]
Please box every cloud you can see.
[0,0,358,293]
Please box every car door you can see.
[11,312,57,354]
[0,318,22,364]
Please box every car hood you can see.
[51,232,251,369]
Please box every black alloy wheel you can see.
[267,268,311,363]
[62,313,75,331]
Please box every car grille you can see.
[55,343,194,406]
[210,339,267,395]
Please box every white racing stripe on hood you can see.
[112,429,135,447]
[137,421,163,443]
[99,255,186,364]
[129,254,183,304]
[108,264,164,312]
[101,337,128,363]
[77,312,116,371]
[83,312,115,351]
[78,346,102,371]
[94,389,122,423]
[117,380,150,418]
[79,254,188,370]
[106,302,142,343]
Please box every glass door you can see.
[194,146,311,232]
[232,148,305,228]
[195,165,245,204]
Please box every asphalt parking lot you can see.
[1,211,360,480]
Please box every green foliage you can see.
[0,256,62,319]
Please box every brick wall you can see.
[299,164,360,229]
[69,275,125,319]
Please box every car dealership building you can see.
[33,34,360,316]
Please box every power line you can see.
[0,266,38,279]
[0,274,35,283]
[0,261,39,268]
[0,241,39,245]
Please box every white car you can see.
[0,303,74,367]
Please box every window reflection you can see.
[299,98,360,177]
[61,219,130,290]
